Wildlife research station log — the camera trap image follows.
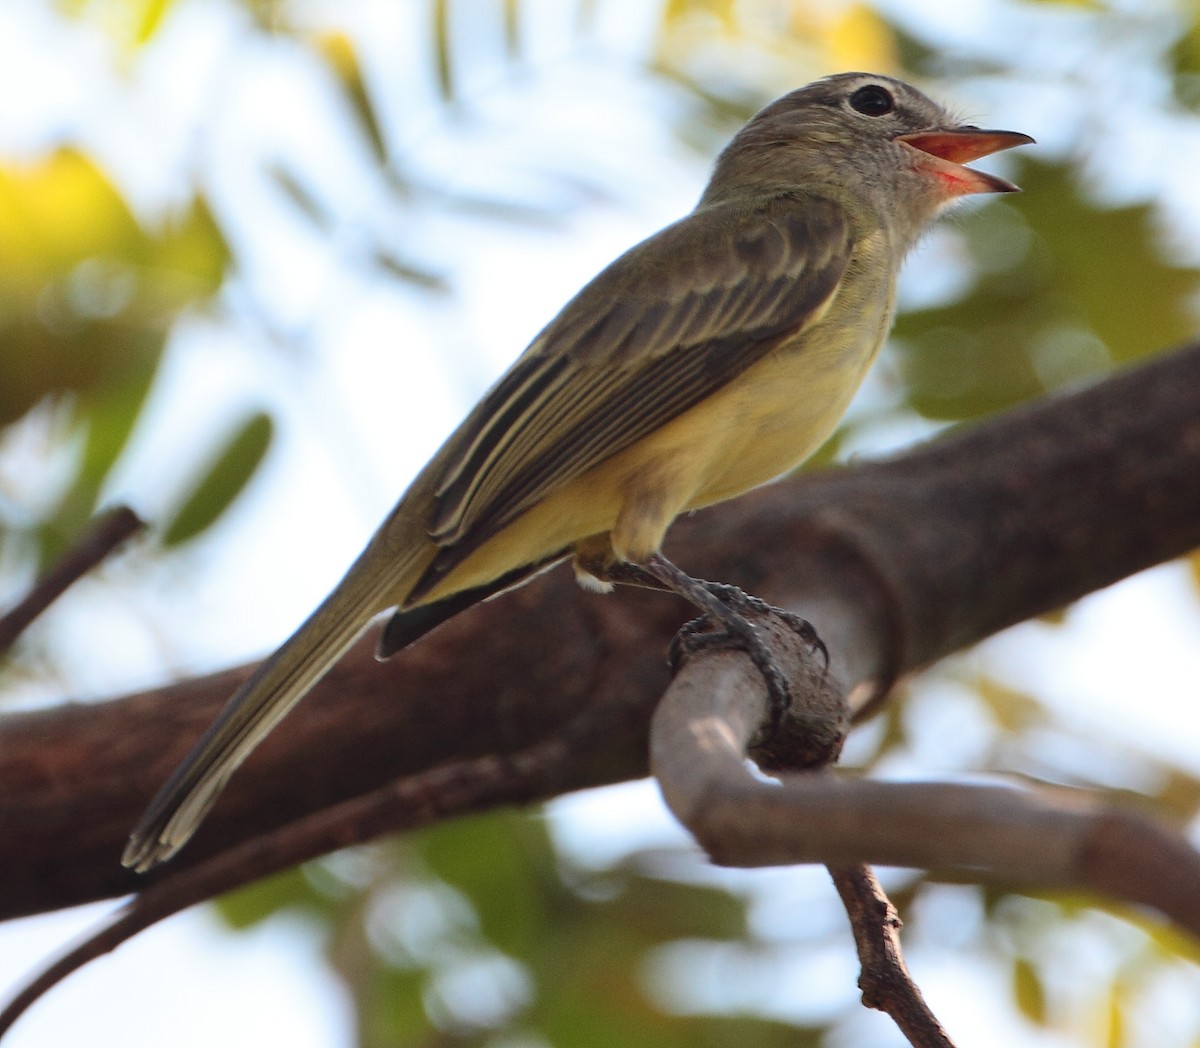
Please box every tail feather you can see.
[377,552,566,658]
[122,555,402,873]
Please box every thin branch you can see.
[648,611,1200,937]
[829,864,955,1048]
[658,612,958,1044]
[0,506,145,658]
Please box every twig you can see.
[650,612,1200,932]
[649,602,1200,1037]
[0,506,145,658]
[829,864,955,1048]
[651,608,958,1042]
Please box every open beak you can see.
[897,127,1034,196]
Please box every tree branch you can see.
[648,610,1200,934]
[647,595,1200,1048]
[3,340,1200,920]
[829,864,955,1048]
[0,505,145,658]
[0,710,608,1041]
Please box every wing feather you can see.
[420,194,852,589]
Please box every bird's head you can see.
[703,72,1033,243]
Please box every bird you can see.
[123,72,1032,872]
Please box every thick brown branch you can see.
[3,340,1200,918]
[2,578,670,916]
[0,713,603,1041]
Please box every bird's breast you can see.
[683,232,898,507]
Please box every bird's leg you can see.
[639,552,826,730]
[579,557,672,592]
[688,580,828,665]
[574,545,826,728]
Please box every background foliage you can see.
[3,1,1200,1045]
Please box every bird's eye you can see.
[849,84,894,116]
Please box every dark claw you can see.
[669,593,829,741]
[698,581,828,668]
[639,553,827,742]
[668,609,795,734]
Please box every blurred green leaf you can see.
[268,164,331,229]
[420,811,557,961]
[361,965,429,1047]
[1016,160,1200,361]
[503,0,521,59]
[604,861,747,941]
[0,148,227,448]
[433,0,454,100]
[161,412,273,546]
[893,203,1054,420]
[895,158,1200,421]
[0,151,138,424]
[153,195,230,299]
[371,247,450,292]
[33,332,163,568]
[300,810,780,1048]
[1171,17,1200,111]
[216,864,339,929]
[1012,956,1047,1024]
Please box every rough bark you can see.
[3,339,1200,920]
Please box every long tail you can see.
[122,549,408,873]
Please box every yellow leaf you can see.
[60,0,180,51]
[312,31,388,165]
[0,149,140,285]
[1012,956,1047,1025]
[133,0,175,45]
[1186,550,1200,595]
[827,4,898,73]
[1105,985,1125,1048]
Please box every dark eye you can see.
[849,84,894,116]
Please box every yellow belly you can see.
[417,232,896,603]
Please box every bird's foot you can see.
[696,582,828,668]
[666,583,826,736]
